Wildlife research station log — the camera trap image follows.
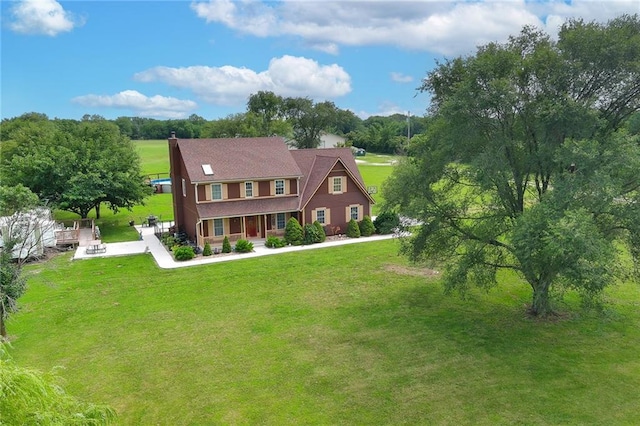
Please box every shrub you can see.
[265,235,286,248]
[303,223,320,245]
[373,211,400,234]
[173,245,195,261]
[163,235,176,248]
[359,215,375,237]
[202,242,212,256]
[234,239,254,253]
[222,236,232,253]
[284,217,304,245]
[313,220,326,242]
[346,219,361,238]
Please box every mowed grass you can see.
[9,240,640,424]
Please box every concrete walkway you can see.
[74,223,395,269]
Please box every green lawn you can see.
[135,140,170,177]
[9,241,640,424]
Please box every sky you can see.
[2,1,639,121]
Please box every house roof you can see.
[196,196,300,219]
[290,148,375,209]
[176,137,303,183]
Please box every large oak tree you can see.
[2,116,152,219]
[384,16,640,316]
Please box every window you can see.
[211,183,222,200]
[275,180,285,195]
[182,178,186,197]
[213,218,224,236]
[350,206,359,221]
[245,182,253,198]
[316,209,326,224]
[332,177,343,193]
[276,213,286,229]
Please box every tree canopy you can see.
[383,15,640,316]
[2,115,152,219]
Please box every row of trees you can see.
[3,96,427,154]
[383,15,640,316]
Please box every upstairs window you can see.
[211,183,222,200]
[245,182,253,198]
[182,178,186,197]
[332,177,343,193]
[275,179,285,195]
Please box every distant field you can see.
[135,140,170,177]
[12,241,640,424]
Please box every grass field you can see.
[10,241,640,424]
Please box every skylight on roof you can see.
[202,164,214,175]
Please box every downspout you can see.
[196,220,202,248]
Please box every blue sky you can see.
[2,1,639,121]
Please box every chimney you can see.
[170,131,176,139]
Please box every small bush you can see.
[374,211,400,234]
[265,235,286,248]
[359,215,375,237]
[202,242,212,256]
[163,235,176,247]
[284,217,304,245]
[313,220,326,242]
[174,245,195,261]
[303,223,320,245]
[222,236,232,253]
[346,219,361,238]
[234,239,254,253]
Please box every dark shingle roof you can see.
[290,148,373,208]
[177,137,303,183]
[196,196,300,219]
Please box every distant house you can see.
[168,134,375,247]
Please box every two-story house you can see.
[168,134,375,247]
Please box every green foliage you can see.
[358,215,375,237]
[173,246,195,261]
[313,220,326,242]
[386,16,640,316]
[284,217,304,246]
[0,344,117,424]
[0,184,39,217]
[346,219,361,238]
[303,223,320,245]
[2,117,152,218]
[265,235,286,248]
[222,236,232,253]
[373,211,400,234]
[234,239,254,253]
[202,242,212,256]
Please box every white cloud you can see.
[190,0,640,56]
[390,72,414,83]
[71,90,198,119]
[9,0,80,36]
[133,55,352,105]
[356,102,410,119]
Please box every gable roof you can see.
[290,148,375,209]
[176,137,303,183]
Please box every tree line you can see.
[3,94,429,153]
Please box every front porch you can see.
[196,212,297,248]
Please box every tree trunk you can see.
[95,203,101,219]
[1,317,6,339]
[530,282,552,316]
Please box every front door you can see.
[246,216,257,237]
